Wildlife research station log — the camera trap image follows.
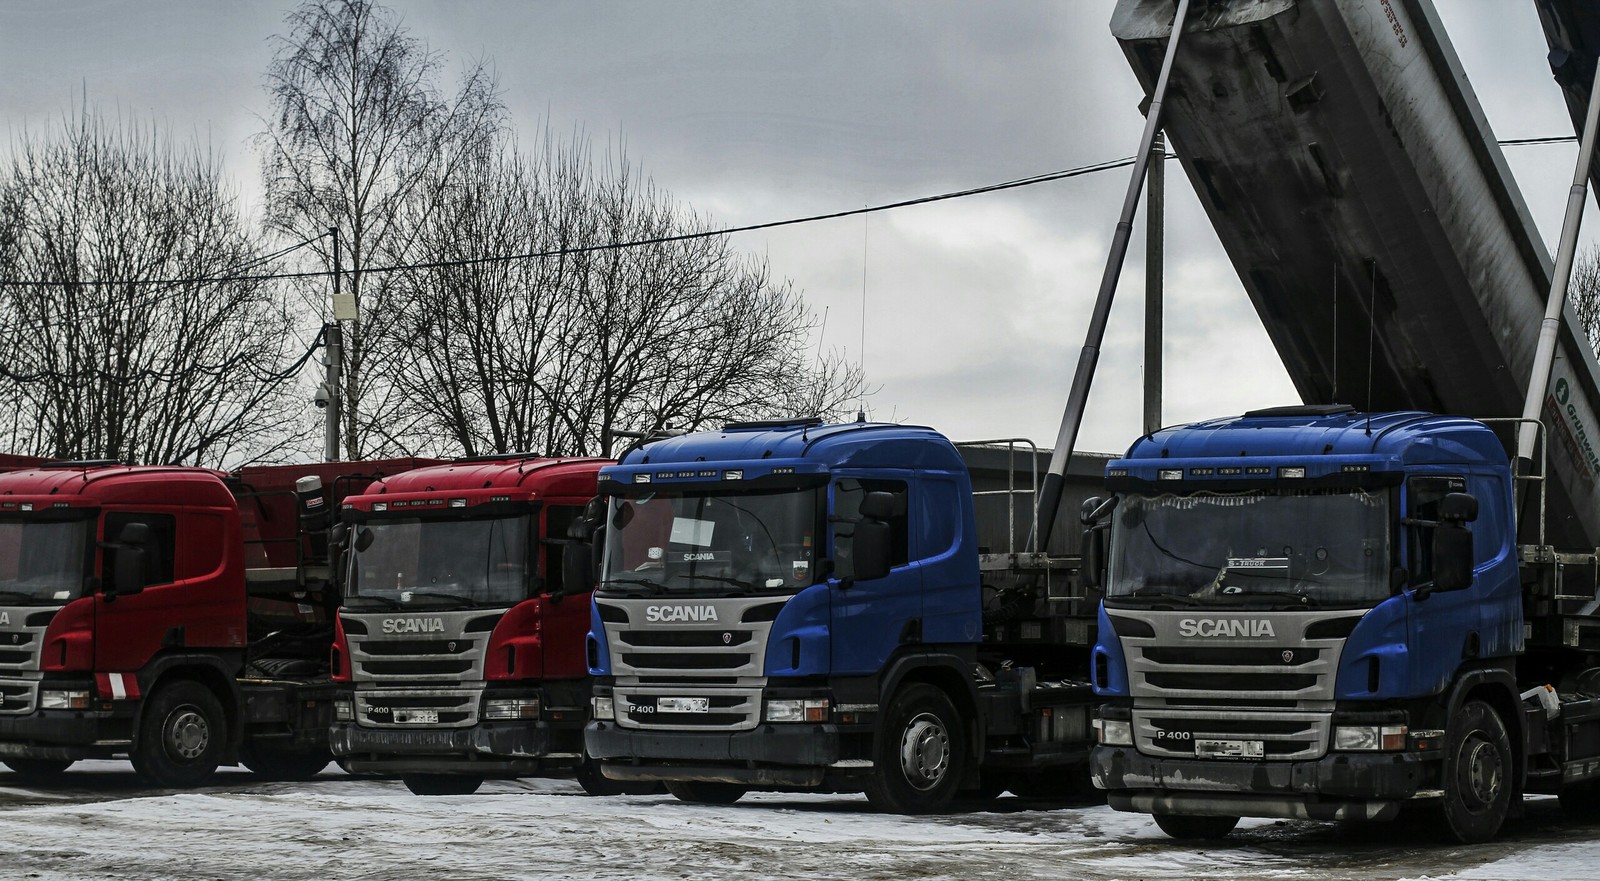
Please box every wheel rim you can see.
[164,705,210,762]
[1457,731,1504,812]
[898,712,950,791]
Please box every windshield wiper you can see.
[1117,587,1203,609]
[674,574,757,591]
[1220,590,1316,609]
[344,595,403,609]
[599,577,670,596]
[0,589,51,605]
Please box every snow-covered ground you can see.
[0,761,1593,880]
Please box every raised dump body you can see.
[1111,0,1600,550]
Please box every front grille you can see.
[1115,610,1362,761]
[0,606,52,673]
[0,679,38,715]
[598,595,793,732]
[355,688,481,729]
[344,609,498,687]
[613,686,761,732]
[1134,708,1329,760]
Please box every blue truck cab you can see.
[582,418,1094,811]
[1086,404,1594,843]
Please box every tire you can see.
[1438,699,1513,843]
[402,774,483,796]
[862,683,967,814]
[238,742,331,781]
[575,756,660,796]
[3,758,73,781]
[1153,813,1239,840]
[664,780,747,804]
[131,680,226,788]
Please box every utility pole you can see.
[1144,130,1165,437]
[324,227,343,462]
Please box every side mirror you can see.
[104,522,151,599]
[563,541,596,594]
[330,522,350,550]
[1080,526,1106,589]
[852,519,892,582]
[1431,523,1474,592]
[354,526,375,553]
[1440,492,1478,524]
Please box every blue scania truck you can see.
[1088,404,1600,843]
[579,418,1101,811]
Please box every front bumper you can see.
[0,708,136,761]
[585,721,842,787]
[331,720,555,775]
[1091,744,1439,822]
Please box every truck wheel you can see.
[1153,813,1239,840]
[131,681,225,788]
[575,755,661,796]
[3,758,73,781]
[402,774,483,796]
[238,742,331,781]
[1438,699,1512,843]
[664,781,747,804]
[862,683,967,814]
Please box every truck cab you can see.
[1089,405,1531,841]
[330,456,614,796]
[0,460,418,786]
[584,418,1094,811]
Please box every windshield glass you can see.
[1107,489,1390,608]
[601,488,822,596]
[348,515,529,609]
[0,518,92,604]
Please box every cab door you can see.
[828,475,917,676]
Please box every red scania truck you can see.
[329,455,632,796]
[0,458,432,786]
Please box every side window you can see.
[104,512,177,591]
[542,504,584,594]
[832,478,909,579]
[1404,475,1467,586]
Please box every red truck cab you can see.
[0,459,434,786]
[330,456,619,795]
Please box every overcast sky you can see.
[1,1,1593,454]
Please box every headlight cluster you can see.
[1092,717,1133,746]
[333,699,354,722]
[39,690,90,710]
[591,696,615,721]
[484,697,541,720]
[764,698,829,723]
[1333,724,1407,751]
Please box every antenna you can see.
[1331,260,1339,404]
[857,205,869,423]
[1366,259,1377,435]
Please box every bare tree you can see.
[0,106,304,466]
[1571,245,1600,359]
[259,0,501,459]
[389,130,867,458]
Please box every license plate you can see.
[657,697,710,714]
[393,709,439,724]
[1195,738,1264,759]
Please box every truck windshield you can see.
[600,488,822,596]
[348,515,530,609]
[1106,489,1390,608]
[0,518,91,604]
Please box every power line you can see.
[0,156,1141,288]
[0,137,1581,289]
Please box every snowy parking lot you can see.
[0,761,1594,881]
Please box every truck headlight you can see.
[39,690,91,710]
[333,698,354,722]
[591,696,614,721]
[1334,724,1407,751]
[484,697,541,720]
[764,698,830,723]
[1093,717,1133,746]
